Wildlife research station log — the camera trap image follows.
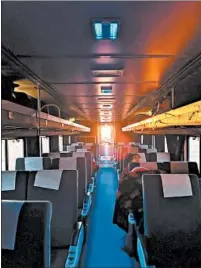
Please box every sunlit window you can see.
[41,136,50,154]
[7,139,24,170]
[100,124,112,142]
[59,136,63,151]
[188,136,200,171]
[1,140,6,171]
[152,136,155,149]
[164,136,168,152]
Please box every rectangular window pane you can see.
[59,136,63,151]
[1,140,6,171]
[164,136,168,153]
[188,136,200,171]
[7,139,24,170]
[41,136,50,154]
[141,135,143,144]
[152,136,155,149]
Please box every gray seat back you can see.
[149,152,170,162]
[52,157,87,207]
[1,171,28,200]
[161,161,200,177]
[143,174,201,237]
[27,170,78,247]
[73,151,92,184]
[42,152,72,159]
[2,200,51,268]
[16,157,51,171]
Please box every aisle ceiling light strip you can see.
[122,100,201,132]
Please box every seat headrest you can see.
[139,144,149,149]
[2,171,17,191]
[73,151,86,157]
[139,162,157,170]
[170,161,189,173]
[147,148,157,153]
[77,149,87,152]
[161,174,193,198]
[157,153,170,162]
[58,157,77,169]
[2,200,24,250]
[25,157,44,170]
[34,170,63,190]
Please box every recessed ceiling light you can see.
[92,19,119,40]
[92,69,123,78]
[101,86,112,94]
[101,104,113,109]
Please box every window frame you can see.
[187,135,201,172]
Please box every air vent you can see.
[101,86,112,94]
[92,69,123,78]
[101,104,113,109]
[97,97,116,103]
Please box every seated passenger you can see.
[113,167,167,258]
[92,157,99,175]
[120,153,142,180]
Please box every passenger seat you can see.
[2,200,52,268]
[16,157,51,170]
[27,170,79,267]
[137,174,201,267]
[2,171,28,200]
[52,157,87,208]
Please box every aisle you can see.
[83,167,134,268]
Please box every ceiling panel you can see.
[2,1,201,123]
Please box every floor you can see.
[83,167,134,268]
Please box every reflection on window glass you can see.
[8,139,24,170]
[59,136,63,151]
[152,136,155,149]
[1,140,6,171]
[164,136,168,153]
[41,136,50,154]
[188,136,200,171]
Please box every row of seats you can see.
[130,173,201,267]
[128,161,200,177]
[116,142,201,267]
[2,143,98,268]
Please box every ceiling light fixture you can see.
[92,19,119,40]
[92,68,123,78]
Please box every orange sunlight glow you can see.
[142,2,201,91]
[100,125,112,141]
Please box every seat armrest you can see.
[128,213,151,268]
[65,222,84,268]
[81,193,92,217]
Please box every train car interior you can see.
[1,1,201,268]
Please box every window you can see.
[1,140,6,171]
[68,136,71,145]
[164,136,168,153]
[188,136,200,171]
[141,135,143,144]
[59,136,63,151]
[7,139,24,170]
[152,136,155,149]
[41,136,50,154]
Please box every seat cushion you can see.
[51,249,68,268]
[147,225,201,267]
